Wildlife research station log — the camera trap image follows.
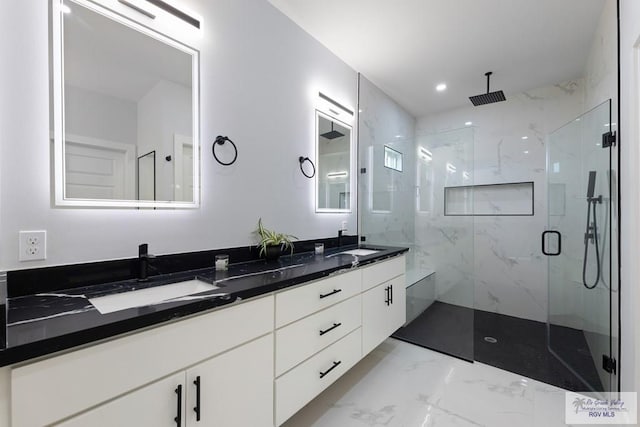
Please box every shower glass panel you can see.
[358,75,474,361]
[395,127,475,361]
[546,100,612,392]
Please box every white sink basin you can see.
[336,249,380,256]
[89,279,220,314]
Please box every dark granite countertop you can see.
[0,244,408,367]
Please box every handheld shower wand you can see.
[582,171,602,289]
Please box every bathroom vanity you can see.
[5,247,407,426]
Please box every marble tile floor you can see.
[283,338,576,427]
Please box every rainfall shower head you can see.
[469,72,506,106]
[320,122,345,140]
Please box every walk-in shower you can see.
[359,68,617,392]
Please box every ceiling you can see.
[268,0,606,117]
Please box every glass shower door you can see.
[546,100,613,392]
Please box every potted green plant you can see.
[255,218,297,261]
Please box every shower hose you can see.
[582,198,601,289]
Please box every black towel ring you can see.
[212,135,238,166]
[298,156,316,178]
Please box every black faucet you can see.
[138,243,155,281]
[338,229,344,248]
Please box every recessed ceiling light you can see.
[523,150,529,154]
[395,135,402,138]
[61,4,71,13]
[436,83,447,92]
[465,121,473,126]
[521,136,528,140]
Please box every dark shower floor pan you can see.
[392,301,604,392]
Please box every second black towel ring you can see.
[299,156,316,178]
[212,135,238,166]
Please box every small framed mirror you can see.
[51,0,200,208]
[316,111,353,212]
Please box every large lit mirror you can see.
[51,0,200,208]
[316,111,353,212]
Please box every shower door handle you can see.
[542,230,561,256]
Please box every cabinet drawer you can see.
[11,296,274,427]
[275,327,362,426]
[275,269,360,328]
[276,295,361,377]
[361,255,405,291]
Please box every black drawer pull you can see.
[384,286,390,306]
[319,289,342,299]
[390,284,393,304]
[319,360,342,378]
[174,384,182,426]
[319,322,342,336]
[193,376,201,421]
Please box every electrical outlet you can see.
[19,230,46,261]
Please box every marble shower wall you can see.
[358,76,416,251]
[416,80,585,322]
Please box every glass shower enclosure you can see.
[545,100,614,392]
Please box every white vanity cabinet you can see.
[10,254,407,427]
[56,334,274,427]
[11,296,274,427]
[362,276,406,356]
[273,255,406,426]
[274,269,362,425]
[184,333,273,427]
[361,256,406,356]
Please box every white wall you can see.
[619,0,640,396]
[0,0,358,270]
[64,85,138,145]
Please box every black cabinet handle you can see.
[174,384,182,427]
[390,284,393,304]
[319,322,342,336]
[384,286,390,305]
[193,376,201,421]
[319,289,342,299]
[319,360,342,379]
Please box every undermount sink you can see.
[89,279,220,314]
[328,249,381,257]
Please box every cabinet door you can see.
[55,372,186,427]
[186,333,274,427]
[362,275,406,355]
